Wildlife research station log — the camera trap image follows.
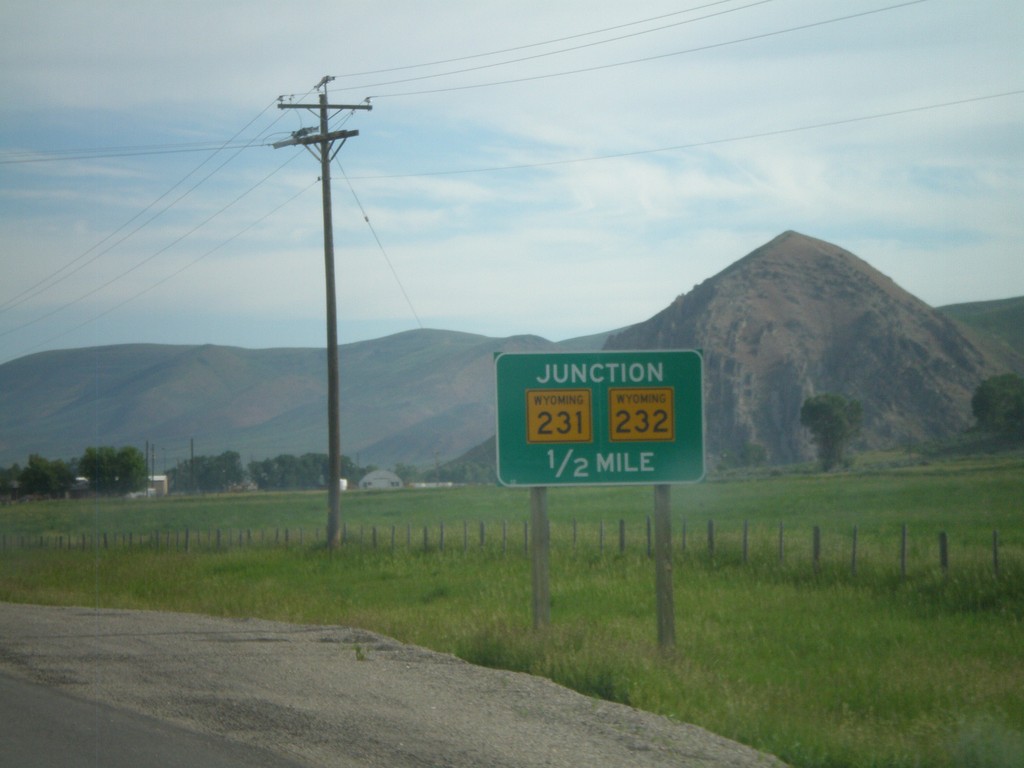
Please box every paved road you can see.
[0,603,787,768]
[0,673,306,768]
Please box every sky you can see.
[1,0,1022,365]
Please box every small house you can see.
[358,469,403,490]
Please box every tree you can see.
[248,453,331,490]
[800,393,863,471]
[79,446,147,495]
[115,446,149,493]
[392,463,422,483]
[79,446,118,493]
[972,373,1024,437]
[177,451,244,493]
[18,454,74,498]
[0,463,21,496]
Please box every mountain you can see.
[0,332,591,469]
[2,231,1021,471]
[604,231,1023,464]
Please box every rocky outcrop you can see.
[605,231,1011,464]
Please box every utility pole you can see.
[274,77,371,549]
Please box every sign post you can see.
[654,484,675,648]
[530,487,550,629]
[495,350,704,646]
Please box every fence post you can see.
[900,524,908,580]
[813,526,821,575]
[185,527,190,553]
[851,525,858,577]
[707,519,715,560]
[993,530,1000,577]
[619,520,626,555]
[939,531,948,576]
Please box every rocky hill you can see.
[605,231,1022,464]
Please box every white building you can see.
[358,469,403,490]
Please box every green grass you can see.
[940,296,1024,356]
[2,455,1023,768]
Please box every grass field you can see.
[2,454,1023,767]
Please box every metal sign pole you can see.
[530,486,550,629]
[654,484,675,649]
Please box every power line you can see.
[333,0,773,92]
[331,0,749,79]
[348,89,1024,180]
[0,92,318,324]
[337,163,423,330]
[9,177,321,360]
[0,2,928,168]
[0,140,271,165]
[355,0,931,98]
[0,150,304,343]
[0,99,284,315]
[4,85,1015,343]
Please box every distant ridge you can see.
[0,332,593,468]
[939,296,1024,358]
[1,232,1021,470]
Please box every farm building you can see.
[358,469,403,490]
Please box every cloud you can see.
[1,0,1022,363]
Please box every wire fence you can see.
[2,517,1012,579]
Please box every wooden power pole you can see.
[274,77,371,549]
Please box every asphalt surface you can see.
[0,673,305,768]
[0,603,788,767]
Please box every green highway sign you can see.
[495,350,704,486]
